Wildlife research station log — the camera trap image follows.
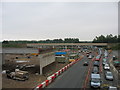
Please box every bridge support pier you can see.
[65,46,67,49]
[40,66,43,75]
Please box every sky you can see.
[1,1,118,41]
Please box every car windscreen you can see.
[92,79,100,83]
[107,73,112,76]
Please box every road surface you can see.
[46,51,119,89]
[47,53,93,88]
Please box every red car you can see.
[95,58,100,61]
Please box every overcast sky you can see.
[2,2,118,41]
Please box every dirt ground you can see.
[2,53,68,89]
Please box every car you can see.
[83,62,89,66]
[89,51,92,53]
[78,50,82,53]
[105,71,113,80]
[104,51,108,57]
[88,55,92,59]
[102,61,107,66]
[102,84,109,89]
[86,53,89,57]
[103,58,107,62]
[104,64,110,70]
[90,74,101,88]
[86,51,90,54]
[93,61,99,67]
[95,55,101,61]
[92,67,99,74]
[108,86,117,90]
[113,60,120,67]
[113,55,117,60]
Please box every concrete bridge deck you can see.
[27,43,108,48]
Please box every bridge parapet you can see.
[27,43,108,48]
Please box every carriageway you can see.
[35,50,119,89]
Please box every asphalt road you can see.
[47,53,93,88]
[46,50,119,89]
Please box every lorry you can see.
[69,53,79,63]
[55,56,67,63]
[55,52,67,56]
[90,74,102,88]
[55,52,67,63]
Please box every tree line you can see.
[3,38,91,44]
[2,34,120,44]
[93,34,120,43]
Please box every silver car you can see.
[104,64,110,70]
[109,86,117,90]
[105,71,113,80]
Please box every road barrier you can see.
[109,58,118,74]
[99,57,103,73]
[34,55,84,90]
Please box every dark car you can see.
[92,67,99,74]
[113,55,117,60]
[93,61,99,67]
[87,54,89,57]
[83,62,89,66]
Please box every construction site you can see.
[2,47,74,89]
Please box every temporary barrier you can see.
[38,84,43,88]
[64,67,66,70]
[55,71,59,77]
[47,76,52,83]
[45,80,49,86]
[59,69,63,74]
[62,67,65,72]
[54,73,57,78]
[51,74,55,81]
[65,66,67,70]
[41,81,46,88]
[67,64,70,67]
[34,84,43,90]
[58,70,61,75]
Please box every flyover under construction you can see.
[27,43,108,49]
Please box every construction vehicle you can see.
[31,53,39,56]
[55,56,67,63]
[69,53,79,63]
[6,69,29,81]
[108,49,112,54]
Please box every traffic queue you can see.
[89,48,117,89]
[90,52,102,89]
